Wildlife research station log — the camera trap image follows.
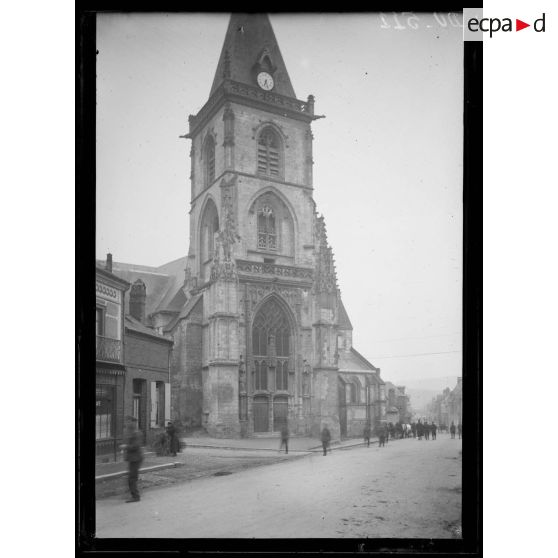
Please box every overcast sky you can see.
[96,12,463,393]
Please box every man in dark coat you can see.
[166,421,179,457]
[122,417,143,503]
[411,422,416,438]
[377,423,386,447]
[279,423,289,454]
[363,423,371,447]
[458,423,462,439]
[431,422,437,440]
[417,419,423,440]
[424,422,430,440]
[321,425,331,456]
[450,421,456,439]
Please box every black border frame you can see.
[77,6,481,557]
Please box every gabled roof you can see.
[98,256,187,317]
[124,315,173,343]
[338,347,379,374]
[210,14,296,98]
[338,299,353,330]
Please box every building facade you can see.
[427,377,463,427]
[95,257,130,456]
[123,279,174,446]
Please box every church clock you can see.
[257,71,274,91]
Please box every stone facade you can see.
[101,14,400,441]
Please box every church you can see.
[106,14,390,439]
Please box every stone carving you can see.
[245,283,302,323]
[236,260,313,280]
[184,266,198,292]
[302,359,311,396]
[313,214,338,294]
[189,80,312,137]
[226,80,309,114]
[210,178,240,282]
[239,354,246,393]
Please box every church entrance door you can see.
[273,396,288,432]
[253,396,269,432]
[251,296,293,433]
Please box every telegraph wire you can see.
[370,350,461,359]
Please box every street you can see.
[96,434,461,538]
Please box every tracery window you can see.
[204,135,215,188]
[257,127,281,177]
[257,205,276,251]
[252,297,291,393]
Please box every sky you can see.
[96,12,463,394]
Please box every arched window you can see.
[252,297,292,395]
[204,135,215,188]
[257,127,281,177]
[254,360,268,391]
[257,205,276,251]
[199,198,219,280]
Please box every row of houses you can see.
[95,256,174,459]
[426,377,463,427]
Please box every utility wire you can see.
[370,350,461,359]
[369,332,462,343]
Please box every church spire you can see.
[210,13,296,99]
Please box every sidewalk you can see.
[95,435,376,481]
[183,435,375,452]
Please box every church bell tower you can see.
[184,14,341,439]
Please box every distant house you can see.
[427,377,462,427]
[124,278,174,445]
[336,301,386,437]
[95,256,130,457]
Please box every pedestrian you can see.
[424,422,430,441]
[411,422,416,439]
[279,423,289,454]
[121,416,143,503]
[458,423,462,440]
[417,419,423,440]
[166,421,179,457]
[450,421,456,439]
[363,423,371,447]
[321,424,331,456]
[431,422,437,440]
[377,423,386,447]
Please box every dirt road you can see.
[96,433,461,538]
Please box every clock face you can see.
[257,72,274,91]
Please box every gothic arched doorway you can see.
[251,296,294,433]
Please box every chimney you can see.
[105,253,113,273]
[130,279,147,323]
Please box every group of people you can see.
[363,419,463,447]
[154,421,181,457]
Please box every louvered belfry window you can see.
[205,136,215,187]
[257,205,276,251]
[257,127,280,177]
